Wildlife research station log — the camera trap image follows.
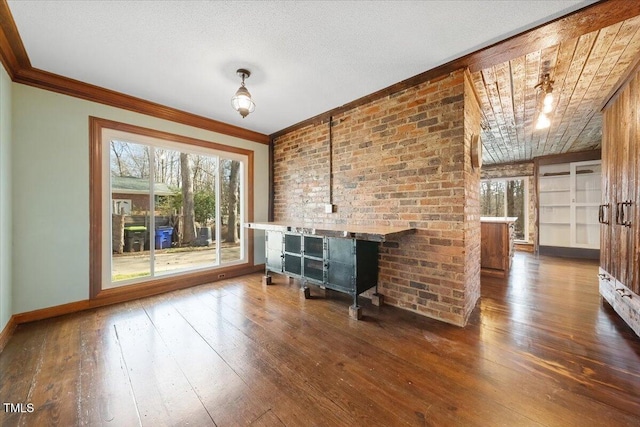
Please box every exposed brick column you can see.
[273,68,482,326]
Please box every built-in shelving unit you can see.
[538,160,601,257]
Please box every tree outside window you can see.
[480,178,527,241]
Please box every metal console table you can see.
[245,222,414,319]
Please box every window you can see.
[480,177,528,241]
[90,118,254,298]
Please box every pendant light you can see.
[535,74,554,130]
[231,68,255,118]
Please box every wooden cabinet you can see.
[600,66,640,336]
[481,217,516,278]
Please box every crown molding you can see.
[270,0,640,139]
[0,0,269,145]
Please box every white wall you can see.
[12,83,268,314]
[0,64,12,331]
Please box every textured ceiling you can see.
[6,0,593,138]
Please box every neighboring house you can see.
[111,175,174,214]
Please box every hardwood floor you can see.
[1,252,639,426]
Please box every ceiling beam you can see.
[0,0,270,145]
[271,0,640,139]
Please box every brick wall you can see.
[273,69,481,326]
[463,73,482,320]
[481,162,536,243]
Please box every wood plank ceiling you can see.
[474,14,640,165]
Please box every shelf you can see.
[538,159,601,252]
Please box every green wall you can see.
[0,64,12,331]
[11,83,268,315]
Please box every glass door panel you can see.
[154,150,219,276]
[220,159,243,264]
[110,140,152,284]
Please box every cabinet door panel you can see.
[303,257,324,283]
[327,261,354,293]
[303,235,323,258]
[327,237,354,264]
[266,231,283,272]
[284,254,302,276]
[284,233,301,253]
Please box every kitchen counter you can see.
[244,221,415,242]
[480,217,517,278]
[480,216,518,223]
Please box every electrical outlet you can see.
[324,204,335,213]
[218,273,226,279]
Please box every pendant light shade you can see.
[535,112,550,130]
[535,73,554,130]
[231,69,255,118]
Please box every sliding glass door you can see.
[103,128,247,290]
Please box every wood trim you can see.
[464,68,483,113]
[17,68,269,144]
[0,315,17,352]
[247,150,255,267]
[89,117,103,299]
[3,1,637,143]
[482,159,535,169]
[13,264,264,326]
[0,0,29,79]
[90,264,264,309]
[534,149,601,166]
[271,0,640,139]
[0,2,268,145]
[89,117,258,301]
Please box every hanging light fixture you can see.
[231,68,255,118]
[535,73,554,130]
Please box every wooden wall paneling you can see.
[609,99,618,278]
[628,74,639,294]
[616,86,630,286]
[534,149,601,166]
[607,94,619,281]
[600,106,611,274]
[635,97,640,296]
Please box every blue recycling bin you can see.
[155,226,173,249]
